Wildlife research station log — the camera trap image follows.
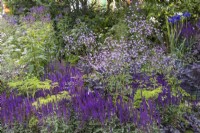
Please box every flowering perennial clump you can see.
[1,2,197,132]
[22,6,51,23]
[181,22,196,38]
[168,12,191,24]
[63,21,98,56]
[0,62,182,130]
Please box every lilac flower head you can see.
[41,13,51,22]
[2,15,18,25]
[22,6,51,23]
[30,6,46,14]
[23,14,35,23]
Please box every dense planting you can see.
[0,0,200,132]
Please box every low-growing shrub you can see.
[8,77,51,97]
[134,87,162,107]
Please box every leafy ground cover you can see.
[0,0,200,132]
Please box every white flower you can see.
[15,60,19,63]
[177,12,183,16]
[149,17,158,23]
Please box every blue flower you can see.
[168,17,175,23]
[183,12,191,18]
[168,15,181,24]
[174,15,181,21]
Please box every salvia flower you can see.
[181,22,196,38]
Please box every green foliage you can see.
[165,16,189,58]
[88,10,125,39]
[107,19,128,40]
[54,4,127,63]
[57,7,125,41]
[18,21,57,76]
[32,90,71,107]
[134,87,162,107]
[63,21,97,56]
[101,116,136,133]
[142,0,200,23]
[166,75,190,97]
[1,18,57,78]
[62,115,159,133]
[28,116,38,129]
[41,115,77,133]
[176,0,200,19]
[0,17,17,42]
[141,0,199,56]
[160,104,190,127]
[0,17,22,81]
[1,1,199,132]
[65,54,80,65]
[0,81,9,94]
[105,72,132,97]
[8,77,52,97]
[4,0,36,14]
[1,122,39,133]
